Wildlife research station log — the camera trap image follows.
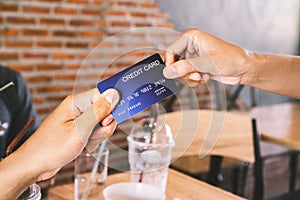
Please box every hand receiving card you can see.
[97,53,179,124]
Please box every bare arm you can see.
[243,53,300,99]
[0,89,119,199]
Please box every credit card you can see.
[97,53,179,124]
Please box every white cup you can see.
[103,182,165,200]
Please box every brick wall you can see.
[0,0,215,185]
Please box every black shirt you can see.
[0,66,39,158]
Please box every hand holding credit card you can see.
[97,53,179,124]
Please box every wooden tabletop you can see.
[238,103,300,151]
[160,109,255,163]
[46,169,244,200]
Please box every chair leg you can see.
[252,119,264,200]
[289,151,298,192]
[239,162,250,196]
[207,155,224,186]
[231,166,240,194]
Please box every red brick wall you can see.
[0,0,214,185]
[0,0,213,120]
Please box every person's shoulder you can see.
[0,65,22,82]
[0,65,24,85]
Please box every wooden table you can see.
[161,109,255,188]
[46,169,245,200]
[241,103,300,151]
[160,109,255,163]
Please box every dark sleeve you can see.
[6,69,40,152]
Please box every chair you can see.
[271,189,300,200]
[159,109,264,199]
[226,85,297,194]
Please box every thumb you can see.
[74,89,119,145]
[163,55,215,79]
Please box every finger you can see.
[74,89,119,145]
[72,88,100,119]
[85,120,117,152]
[188,72,202,81]
[163,59,196,79]
[165,36,189,66]
[55,89,100,121]
[179,73,210,87]
[185,80,202,87]
[202,74,210,82]
[89,120,117,140]
[101,114,113,126]
[84,138,105,153]
[72,88,119,118]
[163,55,215,79]
[189,72,210,82]
[99,120,117,138]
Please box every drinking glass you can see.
[127,117,174,194]
[74,148,109,200]
[17,184,41,200]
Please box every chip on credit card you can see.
[97,53,179,124]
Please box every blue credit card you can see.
[97,53,179,124]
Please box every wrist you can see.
[0,151,38,199]
[239,51,263,86]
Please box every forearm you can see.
[242,53,300,99]
[0,151,38,199]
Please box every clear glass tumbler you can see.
[127,117,174,194]
[74,148,109,200]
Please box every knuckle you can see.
[58,94,74,112]
[183,62,192,73]
[185,28,199,35]
[166,48,175,55]
[64,94,74,104]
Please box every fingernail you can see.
[102,114,113,126]
[189,72,201,81]
[163,66,179,78]
[202,74,210,82]
[103,89,120,108]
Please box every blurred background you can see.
[158,0,300,107]
[0,0,299,199]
